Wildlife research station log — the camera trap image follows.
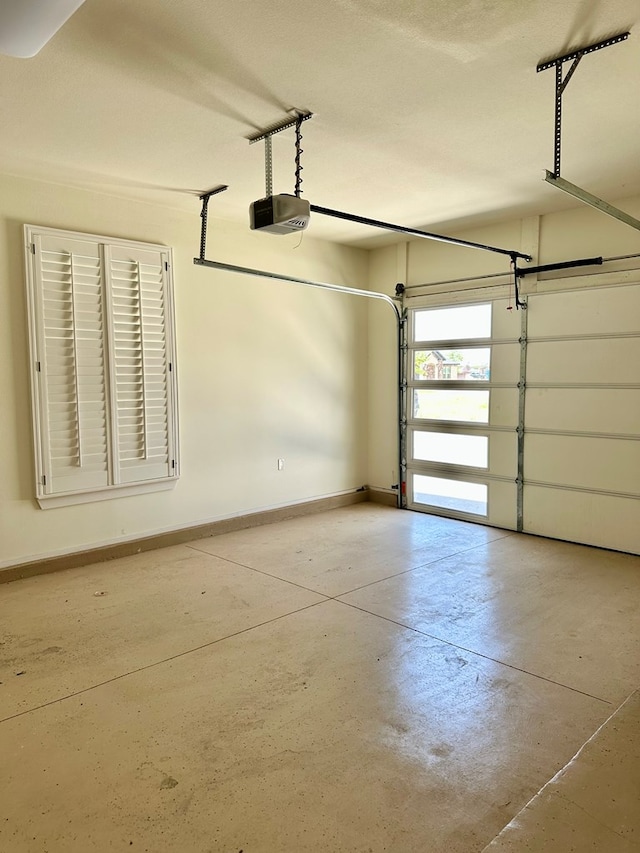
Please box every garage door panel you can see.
[526,388,640,435]
[492,299,522,338]
[489,431,518,479]
[528,286,640,337]
[527,338,640,384]
[524,486,640,554]
[490,343,521,383]
[487,480,517,530]
[525,434,640,494]
[489,388,519,428]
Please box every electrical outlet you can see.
[277,458,285,471]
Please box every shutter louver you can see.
[109,246,172,484]
[37,235,109,494]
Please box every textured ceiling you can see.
[1,0,638,245]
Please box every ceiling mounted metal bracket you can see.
[537,32,640,232]
[246,110,313,146]
[537,31,629,178]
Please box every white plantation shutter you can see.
[25,226,179,507]
[107,245,174,484]
[33,234,109,494]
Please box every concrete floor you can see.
[484,688,640,852]
[1,503,639,852]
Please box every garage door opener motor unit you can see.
[250,193,310,235]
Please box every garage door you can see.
[524,283,640,554]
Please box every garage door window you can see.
[406,297,520,527]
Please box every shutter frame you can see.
[24,225,179,508]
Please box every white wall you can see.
[0,174,369,568]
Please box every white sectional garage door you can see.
[405,279,640,556]
[524,283,640,554]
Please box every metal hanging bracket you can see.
[198,185,228,261]
[537,32,640,232]
[537,32,629,178]
[247,110,313,200]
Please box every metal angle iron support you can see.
[544,172,640,232]
[553,59,565,176]
[264,135,273,198]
